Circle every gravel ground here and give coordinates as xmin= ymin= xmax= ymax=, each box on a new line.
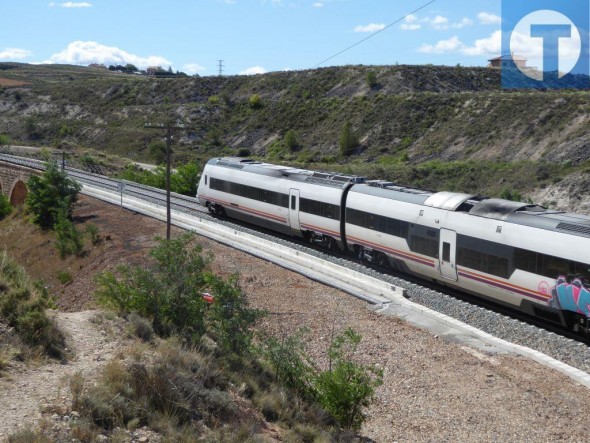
xmin=202 ymin=235 xmax=589 ymax=442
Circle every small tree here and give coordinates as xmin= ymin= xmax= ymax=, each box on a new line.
xmin=339 ymin=122 xmax=359 ymax=157
xmin=206 ymin=274 xmax=264 ymax=355
xmin=261 ymin=328 xmax=317 ymax=400
xmin=95 ymin=234 xmax=211 ymax=339
xmin=314 ymin=328 xmax=383 ymax=431
xmin=0 ymin=194 xmax=12 ymax=219
xmin=148 ymin=141 xmax=167 ymax=165
xmin=0 ymin=134 xmax=11 ymax=146
xmin=284 ymin=129 xmax=298 ymax=152
xmin=26 ymin=162 xmax=81 ymax=229
xmin=366 ymin=71 xmax=377 ymax=88
xmin=170 ymin=161 xmax=200 ymax=196
xmin=54 ymin=206 xmax=84 ymax=258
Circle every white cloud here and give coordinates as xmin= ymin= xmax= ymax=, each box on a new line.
xmin=45 ymin=41 xmax=171 ymax=68
xmin=312 ymin=2 xmax=323 ymax=7
xmin=429 ymin=15 xmax=449 ymax=30
xmin=50 ymin=2 xmax=92 ymax=7
xmin=418 ymin=31 xmax=501 ymax=57
xmin=62 ymin=2 xmax=92 ymax=6
xmin=239 ymin=66 xmax=267 ymax=75
xmin=0 ymin=48 xmax=32 ymax=60
xmin=183 ymin=63 xmax=206 ymax=75
xmin=478 ymin=12 xmax=501 ymax=25
xmin=461 ymin=30 xmax=501 ymax=56
xmin=419 ymin=36 xmax=462 ymax=54
xmin=401 ymin=23 xmax=421 ymax=31
xmin=354 ymin=23 xmax=386 ymax=33
xmin=400 ymin=14 xmax=421 ymax=31
xmin=452 ymin=18 xmax=473 ymax=29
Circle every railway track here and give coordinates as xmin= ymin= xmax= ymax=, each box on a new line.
xmin=2 ymin=152 xmax=590 ymax=379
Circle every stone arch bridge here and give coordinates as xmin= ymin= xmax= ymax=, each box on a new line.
xmin=0 ymin=160 xmax=40 ymax=205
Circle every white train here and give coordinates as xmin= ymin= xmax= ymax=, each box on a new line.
xmin=197 ymin=157 xmax=590 ymax=333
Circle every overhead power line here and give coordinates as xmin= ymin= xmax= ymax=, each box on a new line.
xmin=313 ymin=0 xmax=438 ymax=68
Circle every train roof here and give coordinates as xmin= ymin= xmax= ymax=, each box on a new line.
xmin=351 ymin=184 xmax=590 ymax=239
xmin=207 ymin=157 xmax=365 ymax=189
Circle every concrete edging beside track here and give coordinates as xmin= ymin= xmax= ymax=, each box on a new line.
xmin=80 ymin=184 xmax=590 ymax=390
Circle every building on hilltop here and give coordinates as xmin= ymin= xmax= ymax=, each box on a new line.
xmin=487 ymin=54 xmax=528 ymax=69
xmin=88 ymin=63 xmax=107 ymax=69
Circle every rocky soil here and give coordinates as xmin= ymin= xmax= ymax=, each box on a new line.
xmin=0 ymin=195 xmax=589 ymax=442
xmin=0 ymin=310 xmax=129 ymax=439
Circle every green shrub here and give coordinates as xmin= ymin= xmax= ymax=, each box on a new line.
xmin=206 ymin=274 xmax=264 ymax=355
xmin=95 ymin=234 xmax=210 ymax=339
xmin=0 ymin=194 xmax=12 ymax=219
xmin=314 ymin=328 xmax=382 ymax=431
xmin=57 ymin=270 xmax=73 ymax=284
xmin=0 ymin=134 xmax=11 ymax=146
xmin=26 ymin=161 xmax=81 ymax=229
xmin=118 ymin=162 xmax=201 ymax=197
xmin=339 ymin=122 xmax=359 ymax=157
xmin=128 ymin=312 xmax=154 ymax=342
xmin=366 ymin=71 xmax=377 ymax=88
xmin=85 ymin=223 xmax=100 ymax=245
xmin=249 ymin=94 xmax=262 ymax=109
xmin=284 ymin=129 xmax=298 ymax=152
xmin=0 ymin=252 xmax=67 ymax=360
xmin=54 ymin=206 xmax=84 ymax=258
xmin=260 ymin=328 xmax=316 ymax=401
xmin=148 ymin=141 xmax=167 ymax=165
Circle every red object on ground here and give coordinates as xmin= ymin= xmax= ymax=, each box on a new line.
xmin=202 ymin=293 xmax=215 ymax=304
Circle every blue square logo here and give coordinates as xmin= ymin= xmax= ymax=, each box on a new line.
xmin=501 ymin=0 xmax=589 ymax=89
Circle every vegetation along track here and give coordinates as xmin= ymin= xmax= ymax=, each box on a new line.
xmin=2 ymin=152 xmax=590 ymax=376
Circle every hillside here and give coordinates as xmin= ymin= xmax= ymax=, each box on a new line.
xmin=0 ymin=62 xmax=589 ymax=209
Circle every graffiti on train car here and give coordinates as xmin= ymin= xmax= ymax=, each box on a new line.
xmin=551 ymin=276 xmax=590 ymax=317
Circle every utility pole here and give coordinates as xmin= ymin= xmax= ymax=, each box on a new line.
xmin=144 ymin=121 xmax=185 ymax=240
xmin=218 ymin=59 xmax=224 ymax=77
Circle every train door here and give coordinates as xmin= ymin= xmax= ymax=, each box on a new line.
xmin=289 ymin=189 xmax=300 ymax=230
xmin=439 ymin=228 xmax=458 ymax=281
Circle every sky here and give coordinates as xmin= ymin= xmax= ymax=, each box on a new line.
xmin=0 ymin=0 xmax=506 ymax=76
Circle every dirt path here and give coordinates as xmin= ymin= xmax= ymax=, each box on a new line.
xmin=0 ymin=310 xmax=124 ymax=439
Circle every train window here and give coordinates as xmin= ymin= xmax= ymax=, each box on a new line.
xmin=291 ymin=195 xmax=296 ymax=210
xmin=574 ymin=262 xmax=590 ymax=281
xmin=208 ymin=178 xmax=288 ymax=207
xmin=205 ymin=175 xmax=207 ymax=186
xmin=281 ymin=194 xmax=289 ymax=207
xmin=457 ymin=247 xmax=480 ymax=270
xmin=458 ymin=247 xmax=509 ymax=278
xmin=346 ymin=208 xmax=363 ymax=226
xmin=541 ymin=254 xmax=570 ymax=277
xmin=323 ymin=203 xmax=339 ymax=220
xmin=366 ymin=213 xmax=378 ymax=230
xmin=514 ymin=248 xmax=538 ymax=274
xmin=488 ymin=255 xmax=509 ymax=278
xmin=410 ymin=235 xmax=439 ymax=258
xmin=442 ymin=243 xmax=450 ymax=262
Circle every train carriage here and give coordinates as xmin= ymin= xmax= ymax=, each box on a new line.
xmin=345 ymin=182 xmax=590 ymax=330
xmin=197 ymin=157 xmax=363 ymax=248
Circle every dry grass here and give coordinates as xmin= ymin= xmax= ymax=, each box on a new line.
xmin=0 ymin=77 xmax=29 ymax=88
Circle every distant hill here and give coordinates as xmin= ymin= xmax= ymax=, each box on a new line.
xmin=0 ymin=62 xmax=589 ymax=212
